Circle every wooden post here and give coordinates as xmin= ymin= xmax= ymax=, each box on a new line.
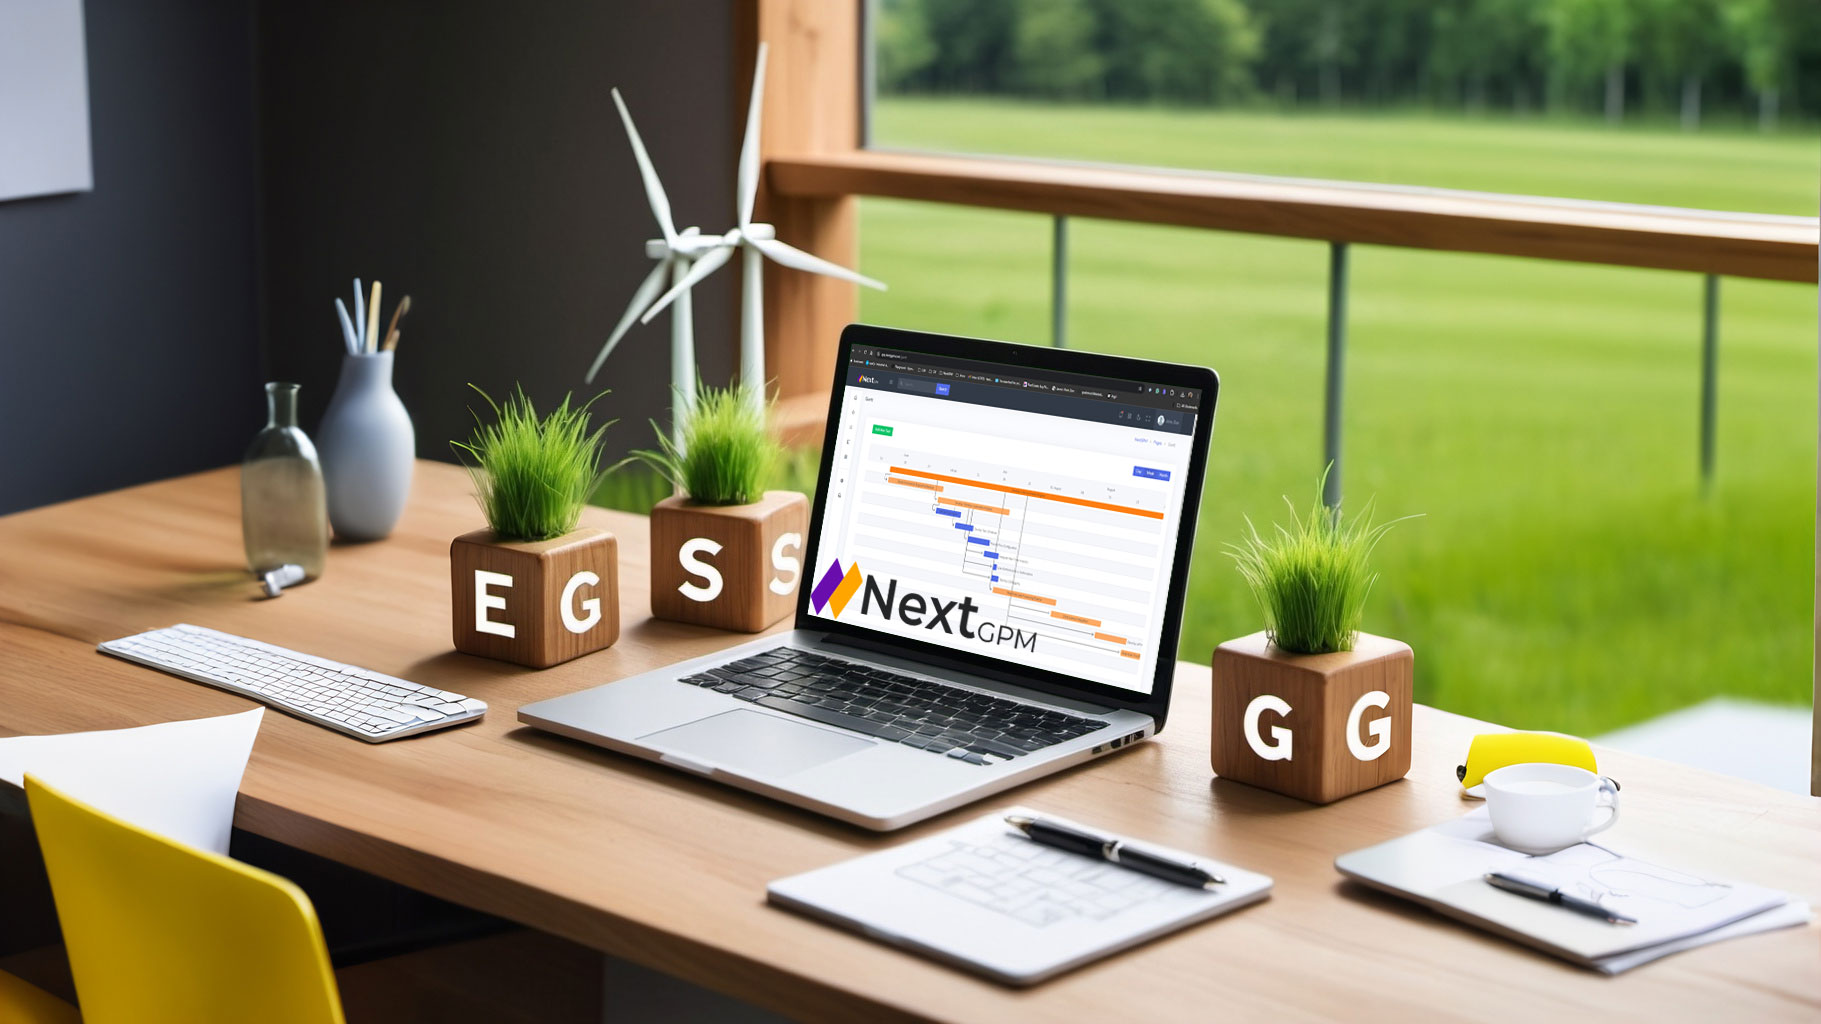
xmin=739 ymin=0 xmax=862 ymax=419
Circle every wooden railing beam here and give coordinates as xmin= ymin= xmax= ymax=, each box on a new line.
xmin=771 ymin=150 xmax=1819 ymax=284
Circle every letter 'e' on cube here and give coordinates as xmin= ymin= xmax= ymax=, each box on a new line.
xmin=1209 ymin=630 xmax=1412 ymax=804
xmin=450 ymin=527 xmax=619 ymax=668
xmin=650 ymin=491 xmax=808 ymax=633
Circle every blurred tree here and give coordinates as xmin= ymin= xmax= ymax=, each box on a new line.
xmin=1351 ymin=0 xmax=1432 ymax=105
xmin=1430 ymin=0 xmax=1547 ymax=113
xmin=918 ymin=0 xmax=1020 ymax=92
xmin=871 ymin=0 xmax=1818 ymax=128
xmin=1011 ymin=0 xmax=1105 ymax=98
xmin=876 ymin=0 xmax=937 ymax=93
xmin=1780 ymin=0 xmax=1821 ymax=117
xmin=1636 ymin=0 xmax=1722 ymax=129
xmin=1247 ymin=0 xmax=1352 ymax=104
xmin=1723 ymin=0 xmax=1789 ymax=130
xmin=1090 ymin=0 xmax=1260 ymax=104
xmin=1545 ymin=0 xmax=1636 ymax=121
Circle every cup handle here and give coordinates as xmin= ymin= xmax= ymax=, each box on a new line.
xmin=1582 ymin=776 xmax=1621 ymax=839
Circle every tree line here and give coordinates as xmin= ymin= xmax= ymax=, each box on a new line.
xmin=878 ymin=0 xmax=1821 ymax=129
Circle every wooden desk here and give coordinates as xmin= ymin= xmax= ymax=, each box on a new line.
xmin=1 ymin=463 xmax=1816 ymax=1022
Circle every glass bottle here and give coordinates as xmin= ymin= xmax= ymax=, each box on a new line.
xmin=242 ymin=382 xmax=329 ymax=580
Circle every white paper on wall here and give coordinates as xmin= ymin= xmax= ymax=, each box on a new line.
xmin=0 ymin=0 xmax=93 ymax=201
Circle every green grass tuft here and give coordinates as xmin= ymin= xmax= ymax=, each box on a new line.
xmin=1227 ymin=471 xmax=1417 ymax=655
xmin=595 ymin=442 xmax=822 ymax=512
xmin=452 ymin=385 xmax=614 ymax=541
xmin=632 ymin=384 xmax=779 ymax=506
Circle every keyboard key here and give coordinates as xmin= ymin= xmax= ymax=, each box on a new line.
xmin=966 ymin=738 xmax=1028 ymax=760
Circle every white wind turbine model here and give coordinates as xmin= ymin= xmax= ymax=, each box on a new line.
xmin=583 ymin=89 xmax=727 ymax=426
xmin=636 ymin=43 xmax=886 ymax=411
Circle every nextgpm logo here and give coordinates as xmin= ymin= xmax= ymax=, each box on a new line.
xmin=812 ymin=560 xmax=1036 ymax=651
xmin=810 ymin=559 xmax=862 ymax=616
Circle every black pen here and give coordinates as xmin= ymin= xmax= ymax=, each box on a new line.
xmin=1006 ymin=814 xmax=1225 ymax=889
xmin=1485 ymin=871 xmax=1636 ymax=925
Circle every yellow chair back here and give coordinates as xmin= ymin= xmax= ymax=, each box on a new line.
xmin=0 ymin=969 xmax=77 ymax=1024
xmin=24 ymin=775 xmax=344 ymax=1024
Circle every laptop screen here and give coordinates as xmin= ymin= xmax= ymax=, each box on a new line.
xmin=805 ymin=341 xmax=1202 ymax=696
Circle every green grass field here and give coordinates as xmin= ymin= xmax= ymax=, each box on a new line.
xmin=850 ymin=98 xmax=1820 ymax=735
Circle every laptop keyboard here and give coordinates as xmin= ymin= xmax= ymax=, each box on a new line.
xmin=680 ymin=646 xmax=1105 ymax=765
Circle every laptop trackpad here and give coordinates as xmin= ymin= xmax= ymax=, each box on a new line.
xmin=641 ymin=709 xmax=874 ymax=777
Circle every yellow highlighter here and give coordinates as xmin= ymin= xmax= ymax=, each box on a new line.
xmin=1457 ymin=732 xmax=1600 ymax=798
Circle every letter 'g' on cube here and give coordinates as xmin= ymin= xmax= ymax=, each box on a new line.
xmin=1209 ymin=631 xmax=1412 ymax=804
xmin=450 ymin=527 xmax=619 ymax=668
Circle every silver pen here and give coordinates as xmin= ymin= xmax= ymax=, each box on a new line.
xmin=1485 ymin=871 xmax=1636 ymax=925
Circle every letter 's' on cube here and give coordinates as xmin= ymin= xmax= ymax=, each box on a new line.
xmin=450 ymin=527 xmax=619 ymax=667
xmin=1209 ymin=631 xmax=1412 ymax=804
xmin=650 ymin=491 xmax=807 ymax=633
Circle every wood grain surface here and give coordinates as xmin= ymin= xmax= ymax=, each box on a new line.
xmin=1210 ymin=631 xmax=1414 ymax=805
xmin=649 ymin=492 xmax=806 ymax=633
xmin=450 ymin=527 xmax=620 ymax=668
xmin=0 ymin=462 xmax=1816 ymax=1023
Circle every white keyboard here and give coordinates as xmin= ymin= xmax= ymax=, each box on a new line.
xmin=99 ymin=624 xmax=487 ymax=742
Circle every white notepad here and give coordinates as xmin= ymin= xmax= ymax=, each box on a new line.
xmin=767 ymin=806 xmax=1272 ymax=985
xmin=1335 ymin=808 xmax=1809 ymax=973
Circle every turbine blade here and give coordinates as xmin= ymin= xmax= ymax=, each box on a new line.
xmin=737 ymin=43 xmax=769 ymax=228
xmin=585 ymin=259 xmax=671 ymax=383
xmin=611 ymin=88 xmax=677 ymax=245
xmin=749 ymin=236 xmax=886 ymax=290
xmin=640 ymin=245 xmax=734 ymax=325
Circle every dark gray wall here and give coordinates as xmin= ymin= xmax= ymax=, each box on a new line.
xmin=0 ymin=0 xmax=260 ymax=515
xmin=257 ymin=0 xmax=739 ymax=473
xmin=0 ymin=0 xmax=740 ymax=516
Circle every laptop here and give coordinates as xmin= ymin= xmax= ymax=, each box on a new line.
xmin=519 ymin=325 xmax=1218 ymax=830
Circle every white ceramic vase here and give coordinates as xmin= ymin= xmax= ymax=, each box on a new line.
xmin=317 ymin=351 xmax=414 ymax=541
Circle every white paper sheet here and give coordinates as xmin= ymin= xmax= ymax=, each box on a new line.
xmin=0 ymin=709 xmax=263 ymax=854
xmin=1593 ymin=901 xmax=1814 ymax=974
xmin=1337 ymin=806 xmax=1807 ymax=972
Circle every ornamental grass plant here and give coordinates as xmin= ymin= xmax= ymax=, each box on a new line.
xmin=632 ymin=383 xmax=778 ymax=506
xmin=1227 ymin=471 xmax=1417 ymax=655
xmin=452 ymin=385 xmax=613 ymax=541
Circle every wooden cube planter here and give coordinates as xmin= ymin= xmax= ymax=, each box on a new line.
xmin=650 ymin=491 xmax=808 ymax=632
xmin=1209 ymin=630 xmax=1413 ymax=805
xmin=450 ymin=527 xmax=619 ymax=668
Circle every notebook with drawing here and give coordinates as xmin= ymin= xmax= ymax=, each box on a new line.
xmin=1335 ymin=808 xmax=1809 ymax=973
xmin=767 ymin=806 xmax=1272 ymax=985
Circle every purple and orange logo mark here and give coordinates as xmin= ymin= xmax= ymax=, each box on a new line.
xmin=810 ymin=560 xmax=863 ymax=618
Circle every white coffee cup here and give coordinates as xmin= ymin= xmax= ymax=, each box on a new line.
xmin=1482 ymin=762 xmax=1619 ymax=853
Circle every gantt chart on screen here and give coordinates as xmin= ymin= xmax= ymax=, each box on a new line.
xmin=810 ymin=362 xmax=1196 ymax=694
